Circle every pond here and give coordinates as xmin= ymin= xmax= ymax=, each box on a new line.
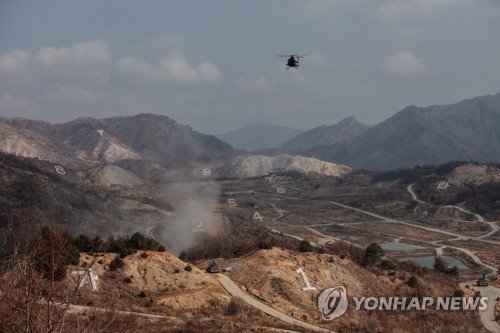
xmin=380 ymin=242 xmax=425 ymax=251
xmin=396 ymin=255 xmax=468 ymax=269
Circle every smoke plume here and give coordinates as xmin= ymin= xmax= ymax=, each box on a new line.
xmin=158 ymin=180 xmax=222 ymax=255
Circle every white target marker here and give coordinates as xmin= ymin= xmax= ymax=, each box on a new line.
xmin=202 ymin=168 xmax=211 ymax=176
xmin=71 ymin=268 xmax=98 ymax=291
xmin=55 ymin=165 xmax=66 ymax=175
xmin=227 ymin=198 xmax=237 ymax=207
xmin=296 ymin=267 xmax=316 ymax=291
xmin=277 ymin=187 xmax=285 ymax=194
xmin=253 ymin=212 xmax=263 ymax=221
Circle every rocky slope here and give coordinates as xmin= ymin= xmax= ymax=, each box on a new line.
xmin=448 ymin=163 xmax=500 ymax=186
xmin=215 ymin=123 xmax=303 ymax=151
xmin=280 ymin=116 xmax=370 ymax=150
xmin=218 ymin=153 xmax=352 ymax=178
xmin=0 ymin=113 xmax=235 ymax=168
xmin=0 ymin=152 xmax=170 ymax=235
xmin=58 ymin=245 xmax=487 ymax=333
xmin=298 ymin=93 xmax=500 ymax=170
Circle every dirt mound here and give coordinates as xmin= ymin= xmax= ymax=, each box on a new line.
xmin=219 ymin=154 xmax=352 ymax=178
xmin=85 ymin=164 xmax=144 ymax=187
xmin=218 ymin=248 xmax=368 ymax=322
xmin=72 ymin=251 xmax=228 ymax=312
xmin=449 ymin=164 xmax=500 ymax=186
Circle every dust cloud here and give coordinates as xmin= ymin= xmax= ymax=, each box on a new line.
xmin=158 ymin=180 xmax=223 ymax=255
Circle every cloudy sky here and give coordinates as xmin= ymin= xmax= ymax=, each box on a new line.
xmin=1 ymin=0 xmax=499 ymax=134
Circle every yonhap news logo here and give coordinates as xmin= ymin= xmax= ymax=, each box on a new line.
xmin=318 ymin=286 xmax=488 ymax=321
xmin=317 ymin=286 xmax=348 ymax=320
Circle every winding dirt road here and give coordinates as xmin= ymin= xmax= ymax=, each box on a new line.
xmin=215 ymin=273 xmax=334 ymax=333
xmin=226 ymin=181 xmax=499 ymax=332
xmin=470 ymin=285 xmax=500 ymax=333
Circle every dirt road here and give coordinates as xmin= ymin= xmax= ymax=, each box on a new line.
xmin=67 ymin=303 xmax=177 ymax=320
xmin=470 ymin=285 xmax=500 ymax=333
xmin=215 ymin=273 xmax=334 ymax=333
xmin=407 ymin=184 xmax=428 ymax=204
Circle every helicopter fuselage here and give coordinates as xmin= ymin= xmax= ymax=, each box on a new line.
xmin=287 ymin=56 xmax=299 ymax=69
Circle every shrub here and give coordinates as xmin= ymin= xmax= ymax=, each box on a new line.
xmin=184 ymin=265 xmax=192 ymax=272
xmin=258 ymin=241 xmax=272 ymax=250
xmin=138 ymin=291 xmax=147 ymax=298
xmin=119 ymin=247 xmax=136 ymax=258
xmin=380 ymin=259 xmax=397 ymax=270
xmin=446 ymin=266 xmax=459 ymax=276
xmin=226 ymin=299 xmax=242 ymax=315
xmin=362 ymin=243 xmax=384 ymax=266
xmin=453 ymin=289 xmax=465 ymax=297
xmin=298 ymin=240 xmax=313 ymax=253
xmin=407 ymin=275 xmax=418 ymax=287
xmin=33 ymin=226 xmax=80 ymax=281
xmin=140 ymin=252 xmax=148 ymax=259
xmin=105 ymin=233 xmax=166 ymax=257
xmin=123 ymin=277 xmax=132 ymax=284
xmin=129 ymin=232 xmax=147 ymax=249
xmin=434 ymin=256 xmax=448 ymax=272
xmin=109 ymin=255 xmax=124 ymax=271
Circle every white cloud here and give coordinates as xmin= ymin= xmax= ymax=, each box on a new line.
xmin=383 ymin=52 xmax=430 ymax=76
xmin=46 ymin=86 xmax=104 ymax=106
xmin=0 ymin=50 xmax=30 ymax=74
xmin=236 ymin=76 xmax=273 ymax=92
xmin=34 ymin=39 xmax=112 ymax=84
xmin=158 ymin=52 xmax=200 ymax=84
xmin=0 ymin=94 xmax=34 ymax=112
xmin=115 ymin=52 xmax=222 ymax=85
xmin=197 ymin=62 xmax=222 ymax=83
xmin=376 ymin=0 xmax=466 ymax=22
xmin=0 ymin=39 xmax=222 ymax=120
xmin=34 ymin=39 xmax=111 ymax=66
xmin=114 ymin=56 xmax=160 ymax=83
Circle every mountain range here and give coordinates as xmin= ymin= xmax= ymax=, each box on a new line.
xmin=1 ymin=92 xmax=499 ymax=172
xmin=214 ymin=123 xmax=303 ymax=151
xmin=0 ymin=113 xmax=235 ymax=168
xmin=291 ymin=93 xmax=500 ymax=170
xmin=279 ymin=116 xmax=370 ymax=150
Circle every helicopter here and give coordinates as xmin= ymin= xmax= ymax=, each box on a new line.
xmin=276 ymin=54 xmax=310 ymax=69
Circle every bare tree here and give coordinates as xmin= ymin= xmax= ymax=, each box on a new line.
xmin=0 ymin=218 xmax=96 ymax=333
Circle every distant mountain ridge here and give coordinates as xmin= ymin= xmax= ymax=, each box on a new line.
xmin=0 ymin=113 xmax=235 ymax=167
xmin=280 ymin=116 xmax=370 ymax=150
xmin=214 ymin=123 xmax=303 ymax=151
xmin=2 ymin=92 xmax=499 ymax=173
xmin=297 ymin=93 xmax=500 ymax=170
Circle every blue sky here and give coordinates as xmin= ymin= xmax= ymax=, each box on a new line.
xmin=1 ymin=0 xmax=499 ymax=133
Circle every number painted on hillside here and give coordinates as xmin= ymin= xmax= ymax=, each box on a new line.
xmin=55 ymin=165 xmax=66 ymax=175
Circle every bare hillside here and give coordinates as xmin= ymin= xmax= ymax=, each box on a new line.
xmin=0 ymin=114 xmax=235 ymax=168
xmin=219 ymin=154 xmax=352 ymax=178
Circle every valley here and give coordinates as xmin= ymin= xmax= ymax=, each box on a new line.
xmin=2 ymin=0 xmax=500 ymax=329
xmin=212 ymin=171 xmax=499 ymax=278
xmin=1 ymin=98 xmax=500 ymax=332
xmin=2 ymin=153 xmax=500 ymax=332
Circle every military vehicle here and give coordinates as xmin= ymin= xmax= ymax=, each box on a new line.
xmin=206 ymin=259 xmax=221 ymax=273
